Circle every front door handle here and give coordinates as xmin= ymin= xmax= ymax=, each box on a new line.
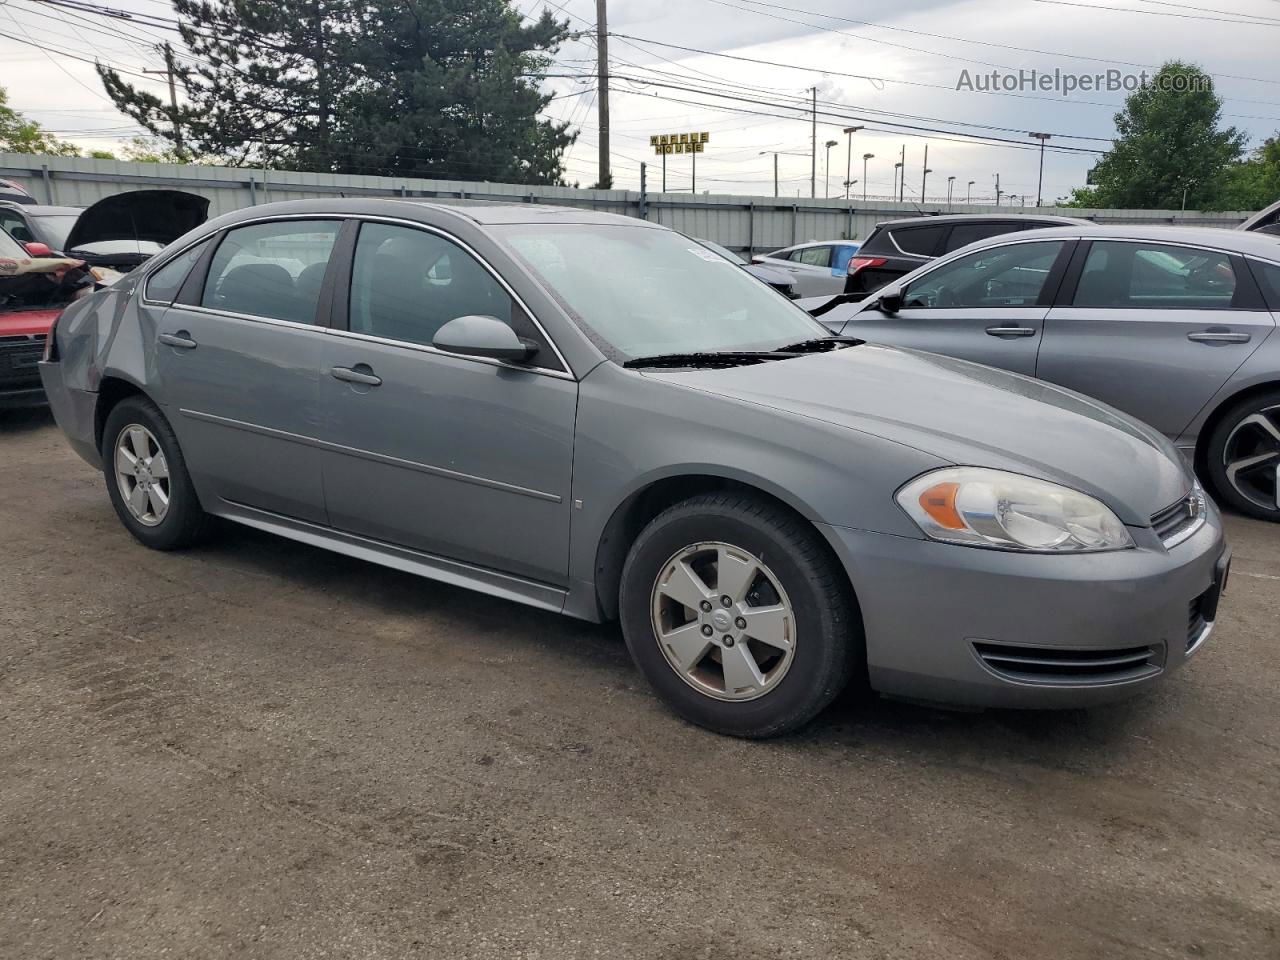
xmin=330 ymin=365 xmax=382 ymax=386
xmin=985 ymin=325 xmax=1037 ymax=338
xmin=1187 ymin=330 xmax=1251 ymax=344
xmin=158 ymin=331 xmax=197 ymax=349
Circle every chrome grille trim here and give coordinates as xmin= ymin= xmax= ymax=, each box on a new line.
xmin=1151 ymin=487 xmax=1207 ymax=549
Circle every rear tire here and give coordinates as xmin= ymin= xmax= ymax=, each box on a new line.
xmin=619 ymin=492 xmax=860 ymax=738
xmin=102 ymin=395 xmax=211 ymax=549
xmin=1204 ymin=390 xmax=1280 ymax=522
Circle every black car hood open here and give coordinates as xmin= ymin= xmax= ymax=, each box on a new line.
xmin=63 ymin=190 xmax=210 ymax=253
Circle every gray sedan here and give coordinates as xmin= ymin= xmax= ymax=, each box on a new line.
xmin=810 ymin=225 xmax=1280 ymax=522
xmin=39 ymin=201 xmax=1228 ymax=737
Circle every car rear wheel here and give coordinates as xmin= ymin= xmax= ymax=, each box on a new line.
xmin=619 ymin=492 xmax=860 ymax=738
xmin=1205 ymin=391 xmax=1280 ymax=522
xmin=102 ymin=395 xmax=211 ymax=549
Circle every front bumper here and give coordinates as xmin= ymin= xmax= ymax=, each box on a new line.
xmin=818 ymin=505 xmax=1228 ymax=709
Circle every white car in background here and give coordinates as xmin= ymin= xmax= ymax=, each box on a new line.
xmin=752 ymin=240 xmax=860 ymax=297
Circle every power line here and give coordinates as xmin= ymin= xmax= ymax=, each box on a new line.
xmin=1030 ymin=0 xmax=1280 ymax=25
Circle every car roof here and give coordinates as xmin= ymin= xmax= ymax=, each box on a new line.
xmin=0 ymin=202 xmax=81 ymax=216
xmin=872 ymin=213 xmax=1090 ymax=230
xmin=395 ymin=200 xmax=662 ymax=228
xmin=988 ymin=223 xmax=1280 ymax=259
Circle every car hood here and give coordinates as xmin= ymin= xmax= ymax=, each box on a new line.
xmin=0 ymin=306 xmax=62 ymax=336
xmin=645 ymin=344 xmax=1190 ymax=525
xmin=63 ymin=190 xmax=210 ymax=253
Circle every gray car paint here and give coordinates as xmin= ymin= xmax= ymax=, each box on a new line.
xmin=39 ymin=199 xmax=1226 ymax=710
xmin=816 ymin=224 xmax=1280 ymax=458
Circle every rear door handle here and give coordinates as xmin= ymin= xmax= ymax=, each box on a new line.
xmin=1187 ymin=331 xmax=1251 ymax=343
xmin=985 ymin=325 xmax=1037 ymax=338
xmin=330 ymin=365 xmax=382 ymax=386
xmin=158 ymin=332 xmax=197 ymax=349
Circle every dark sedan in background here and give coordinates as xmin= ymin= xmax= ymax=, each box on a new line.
xmin=844 ymin=213 xmax=1089 ymax=296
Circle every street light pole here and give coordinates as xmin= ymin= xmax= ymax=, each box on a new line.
xmin=862 ymin=153 xmax=873 ymax=202
xmin=967 ymin=180 xmax=975 ymax=204
xmin=947 ymin=175 xmax=955 ymax=209
xmin=823 ymin=140 xmax=837 ymax=197
xmin=994 ymin=172 xmax=1002 ymax=206
xmin=842 ymin=125 xmax=863 ymax=201
xmin=1028 ymin=132 xmax=1051 ymax=206
xmin=898 ymin=144 xmax=906 ymax=203
xmin=810 ymin=86 xmax=817 ymax=199
xmin=920 ymin=144 xmax=931 ymax=203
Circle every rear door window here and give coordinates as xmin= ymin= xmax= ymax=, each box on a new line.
xmin=944 ymin=221 xmax=1023 ymax=253
xmin=890 ymin=224 xmax=945 ymax=257
xmin=1248 ymin=259 xmax=1280 ymax=308
xmin=145 ymin=238 xmax=211 ymax=304
xmin=1073 ymin=241 xmax=1238 ymax=309
xmin=796 ymin=246 xmax=832 ymax=267
xmin=202 ymin=220 xmax=340 ymax=324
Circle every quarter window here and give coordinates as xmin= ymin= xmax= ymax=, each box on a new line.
xmin=202 ymin=220 xmax=340 ymax=324
xmin=903 ymin=241 xmax=1064 ymax=309
xmin=891 ymin=224 xmax=945 ymax=257
xmin=1073 ymin=241 xmax=1238 ymax=309
xmin=145 ymin=238 xmax=210 ymax=303
xmin=1249 ymin=259 xmax=1280 ymax=308
xmin=348 ymin=223 xmax=517 ymax=349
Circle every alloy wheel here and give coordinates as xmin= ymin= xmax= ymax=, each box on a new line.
xmin=114 ymin=424 xmax=171 ymax=527
xmin=1223 ymin=404 xmax=1280 ymax=513
xmin=650 ymin=541 xmax=796 ymax=701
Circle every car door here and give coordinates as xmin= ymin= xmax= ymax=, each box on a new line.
xmin=1038 ymin=239 xmax=1276 ymax=438
xmin=153 ymin=218 xmax=342 ymax=524
xmin=838 ymin=239 xmax=1070 ymax=377
xmin=316 ymin=219 xmax=578 ymax=586
xmin=783 ymin=244 xmax=843 ymax=297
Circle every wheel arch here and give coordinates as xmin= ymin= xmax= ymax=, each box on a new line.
xmin=591 ymin=472 xmax=858 ymax=624
xmin=1193 ymin=377 xmax=1280 ymax=477
xmin=94 ymin=374 xmax=151 ymax=455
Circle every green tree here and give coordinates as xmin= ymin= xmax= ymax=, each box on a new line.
xmin=1065 ymin=62 xmax=1245 ymax=210
xmin=96 ymin=0 xmax=576 ymax=184
xmin=0 ymin=85 xmax=81 ymax=156
xmin=1217 ymin=135 xmax=1280 ymax=210
xmin=333 ymin=0 xmax=576 ymax=184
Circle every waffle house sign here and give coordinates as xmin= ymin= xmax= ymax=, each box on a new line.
xmin=651 ymin=132 xmax=710 ymax=155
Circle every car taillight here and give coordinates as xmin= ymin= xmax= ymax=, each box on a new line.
xmin=847 ymin=256 xmax=887 ymax=276
xmin=43 ymin=312 xmax=61 ymax=362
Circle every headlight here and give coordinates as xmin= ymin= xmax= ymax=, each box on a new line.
xmin=896 ymin=467 xmax=1133 ymax=552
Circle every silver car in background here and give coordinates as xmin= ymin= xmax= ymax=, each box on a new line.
xmin=811 ymin=225 xmax=1280 ymax=522
xmin=40 ymin=201 xmax=1228 ymax=737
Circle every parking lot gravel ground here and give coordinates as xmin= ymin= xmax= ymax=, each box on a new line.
xmin=1 ymin=407 xmax=1277 ymax=959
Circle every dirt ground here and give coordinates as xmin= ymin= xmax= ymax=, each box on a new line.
xmin=1 ymin=407 xmax=1277 ymax=959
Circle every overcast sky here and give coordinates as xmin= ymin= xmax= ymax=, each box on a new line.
xmin=2 ymin=0 xmax=1276 ymax=204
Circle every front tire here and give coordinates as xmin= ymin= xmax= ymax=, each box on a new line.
xmin=102 ymin=395 xmax=211 ymax=549
xmin=619 ymin=492 xmax=860 ymax=738
xmin=1204 ymin=391 xmax=1280 ymax=522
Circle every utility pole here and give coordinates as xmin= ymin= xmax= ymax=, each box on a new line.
xmin=920 ymin=144 xmax=931 ymax=203
xmin=862 ymin=153 xmax=873 ymax=202
xmin=994 ymin=172 xmax=1002 ymax=206
xmin=692 ymin=143 xmax=696 ymax=194
xmin=810 ymin=87 xmax=817 ymax=199
xmin=143 ymin=42 xmax=184 ymax=159
xmin=898 ymin=144 xmax=906 ymax=203
xmin=595 ymin=0 xmax=611 ymax=189
xmin=773 ymin=153 xmax=778 ymax=197
xmin=967 ymin=180 xmax=975 ymax=204
xmin=1028 ymin=132 xmax=1051 ymax=206
xmin=842 ymin=125 xmax=863 ymax=201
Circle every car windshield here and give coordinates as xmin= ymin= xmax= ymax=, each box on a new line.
xmin=30 ymin=214 xmax=78 ymax=250
xmin=497 ymin=224 xmax=830 ymax=359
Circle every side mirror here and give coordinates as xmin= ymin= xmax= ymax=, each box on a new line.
xmin=876 ymin=285 xmax=904 ymax=314
xmin=432 ymin=314 xmax=537 ymax=364
xmin=24 ymin=241 xmax=53 ymax=258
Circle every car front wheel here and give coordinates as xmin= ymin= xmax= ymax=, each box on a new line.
xmin=1205 ymin=391 xmax=1280 ymax=522
xmin=619 ymin=492 xmax=860 ymax=738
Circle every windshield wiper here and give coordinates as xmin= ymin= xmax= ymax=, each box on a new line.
xmin=623 ymin=350 xmax=797 ymax=369
xmin=772 ymin=335 xmax=864 ymax=353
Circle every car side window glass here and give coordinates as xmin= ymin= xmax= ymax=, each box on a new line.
xmin=1074 ymin=241 xmax=1238 ymax=309
xmin=1249 ymin=259 xmax=1280 ymax=307
xmin=145 ymin=238 xmax=210 ymax=304
xmin=902 ymin=241 xmax=1064 ymax=309
xmin=0 ymin=211 xmax=32 ymax=244
xmin=945 ymin=222 xmax=1018 ymax=253
xmin=348 ymin=222 xmax=517 ymax=349
xmin=797 ymin=246 xmax=832 ymax=267
xmin=202 ymin=221 xmax=339 ymax=323
xmin=892 ymin=225 xmax=945 ymax=257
